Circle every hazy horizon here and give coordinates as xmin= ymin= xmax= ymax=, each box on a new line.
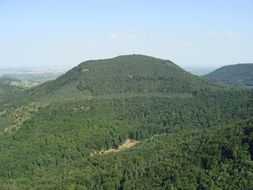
xmin=0 ymin=55 xmax=218 ymax=75
xmin=1 ymin=0 xmax=253 ymax=69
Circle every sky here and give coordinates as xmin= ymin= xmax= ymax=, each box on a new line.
xmin=0 ymin=0 xmax=253 ymax=70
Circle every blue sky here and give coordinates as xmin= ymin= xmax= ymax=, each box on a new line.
xmin=0 ymin=0 xmax=253 ymax=70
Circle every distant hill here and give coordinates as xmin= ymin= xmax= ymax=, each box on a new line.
xmin=0 ymin=76 xmax=35 ymax=88
xmin=27 ymin=54 xmax=216 ymax=102
xmin=0 ymin=76 xmax=23 ymax=85
xmin=0 ymin=68 xmax=64 ymax=90
xmin=184 ymin=66 xmax=216 ymax=75
xmin=3 ymin=72 xmax=63 ymax=83
xmin=202 ymin=63 xmax=253 ymax=88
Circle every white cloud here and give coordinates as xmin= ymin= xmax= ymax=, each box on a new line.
xmin=150 ymin=31 xmax=164 ymax=37
xmin=107 ymin=32 xmax=119 ymax=39
xmin=122 ymin=33 xmax=139 ymax=40
xmin=183 ymin=41 xmax=192 ymax=47
xmin=87 ymin=43 xmax=94 ymax=48
xmin=107 ymin=29 xmax=140 ymax=40
xmin=206 ymin=31 xmax=218 ymax=37
xmin=224 ymin=30 xmax=235 ymax=38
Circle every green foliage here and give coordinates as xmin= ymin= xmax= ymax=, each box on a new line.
xmin=0 ymin=89 xmax=252 ymax=189
xmin=0 ymin=83 xmax=25 ymax=110
xmin=203 ymin=63 xmax=253 ymax=88
xmin=0 ymin=55 xmax=252 ymax=189
xmin=26 ymin=55 xmax=218 ymax=102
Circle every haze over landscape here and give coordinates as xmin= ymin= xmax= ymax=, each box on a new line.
xmin=1 ymin=0 xmax=253 ymax=71
xmin=0 ymin=1 xmax=253 ymax=190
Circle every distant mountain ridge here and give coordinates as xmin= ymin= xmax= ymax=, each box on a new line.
xmin=202 ymin=63 xmax=253 ymax=88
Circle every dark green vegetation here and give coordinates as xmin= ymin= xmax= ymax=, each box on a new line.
xmin=0 ymin=78 xmax=25 ymax=110
xmin=202 ymin=63 xmax=253 ymax=88
xmin=0 ymin=55 xmax=252 ymax=189
xmin=26 ymin=55 xmax=215 ymax=102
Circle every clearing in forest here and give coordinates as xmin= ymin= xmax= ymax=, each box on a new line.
xmin=91 ymin=139 xmax=140 ymax=155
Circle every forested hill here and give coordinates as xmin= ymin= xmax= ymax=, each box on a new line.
xmin=0 ymin=55 xmax=252 ymax=189
xmin=26 ymin=54 xmax=217 ymax=102
xmin=202 ymin=63 xmax=253 ymax=88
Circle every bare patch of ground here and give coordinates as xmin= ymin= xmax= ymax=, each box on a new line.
xmin=91 ymin=139 xmax=140 ymax=156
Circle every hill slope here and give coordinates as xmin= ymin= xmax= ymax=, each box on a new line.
xmin=0 ymin=55 xmax=252 ymax=189
xmin=0 ymin=78 xmax=25 ymax=110
xmin=202 ymin=63 xmax=253 ymax=88
xmin=27 ymin=54 xmax=215 ymax=102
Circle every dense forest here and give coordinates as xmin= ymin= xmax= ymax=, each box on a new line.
xmin=0 ymin=82 xmax=25 ymax=110
xmin=202 ymin=63 xmax=253 ymax=88
xmin=0 ymin=55 xmax=252 ymax=189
